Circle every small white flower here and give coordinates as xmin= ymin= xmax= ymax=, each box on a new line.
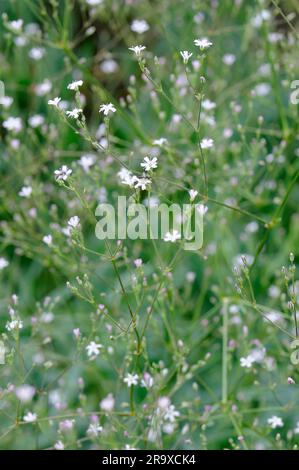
xmin=131 ymin=19 xmax=149 ymax=34
xmin=128 ymin=45 xmax=146 ymax=57
xmin=240 ymin=355 xmax=255 ymax=368
xmin=43 ymin=235 xmax=52 ymax=246
xmin=23 ymin=412 xmax=37 ymax=423
xmin=29 ymin=47 xmax=45 ymax=60
xmin=194 ymin=38 xmax=213 ymax=50
xmin=19 ymin=186 xmax=32 ymax=198
xmin=153 ymin=137 xmax=167 ymax=147
xmin=118 ymin=168 xmax=134 ymax=187
xmin=124 ymin=373 xmax=139 ymax=387
xmin=35 ymin=79 xmax=52 ymax=96
xmin=180 ymin=51 xmax=193 ymax=64
xmin=134 ymin=258 xmax=143 ymax=268
xmin=48 ymin=97 xmax=61 ymax=108
xmin=133 ymin=176 xmax=151 ymax=191
xmin=189 ymin=189 xmax=198 ymax=201
xmin=28 ymin=114 xmax=45 ymax=128
xmin=68 ymin=216 xmax=80 ymax=229
xmin=141 ymin=373 xmax=154 ymax=389
xmin=164 ymin=404 xmax=180 ymax=422
xmin=54 ymin=165 xmax=72 ymax=181
xmin=163 ymin=230 xmax=181 ymax=243
xmin=99 ymin=103 xmax=116 ymax=116
xmin=87 ymin=423 xmax=103 ymax=437
xmin=287 ymin=377 xmax=295 ymax=385
xmin=3 ymin=117 xmax=22 ymax=133
xmin=15 ymin=385 xmax=35 ymax=403
xmin=86 ymin=0 xmax=103 ymax=5
xmin=100 ymin=393 xmax=115 ymax=412
xmin=66 ymin=108 xmax=83 ymax=119
xmin=0 ymin=257 xmax=9 ymax=270
xmin=140 ymin=156 xmax=158 ymax=172
xmin=86 ymin=341 xmax=102 ymax=358
xmin=222 ymin=53 xmax=236 ymax=65
xmin=200 ymin=138 xmax=214 ymax=149
xmin=0 ymin=96 xmax=13 ymax=108
xmin=9 ymin=19 xmax=23 ymax=32
xmin=202 ymin=99 xmax=216 ymax=111
xmin=78 ymin=154 xmax=95 ymax=173
xmin=54 ymin=440 xmax=64 ymax=450
xmin=268 ymin=416 xmax=283 ymax=429
xmin=100 ymin=59 xmax=119 ymax=74
xmin=67 ymin=80 xmax=83 ymax=91
xmin=6 ymin=319 xmax=23 ymax=331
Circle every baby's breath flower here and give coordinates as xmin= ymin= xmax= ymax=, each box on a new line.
xmin=19 ymin=186 xmax=32 ymax=198
xmin=87 ymin=423 xmax=103 ymax=437
xmin=132 ymin=175 xmax=151 ymax=190
xmin=54 ymin=441 xmax=64 ymax=450
xmin=189 ymin=189 xmax=198 ymax=201
xmin=153 ymin=137 xmax=167 ymax=147
xmin=3 ymin=117 xmax=22 ymax=133
xmin=100 ymin=393 xmax=115 ymax=412
xmin=180 ymin=51 xmax=193 ymax=64
xmin=140 ymin=156 xmax=158 ymax=172
xmin=240 ymin=355 xmax=255 ymax=368
xmin=23 ymin=412 xmax=37 ymax=423
xmin=287 ymin=377 xmax=295 ymax=385
xmin=6 ymin=319 xmax=23 ymax=331
xmin=131 ymin=20 xmax=149 ymax=34
xmin=43 ymin=235 xmax=52 ymax=246
xmin=163 ymin=230 xmax=181 ymax=243
xmin=78 ymin=154 xmax=95 ymax=173
xmin=68 ymin=216 xmax=80 ymax=229
xmin=200 ymin=138 xmax=214 ymax=149
xmin=194 ymin=38 xmax=213 ymax=50
xmin=66 ymin=108 xmax=83 ymax=119
xmin=124 ymin=373 xmax=139 ymax=387
xmin=48 ymin=97 xmax=61 ymax=108
xmin=8 ymin=19 xmax=23 ymax=32
xmin=0 ymin=258 xmax=9 ymax=270
xmin=268 ymin=416 xmax=283 ymax=429
xmin=128 ymin=45 xmax=146 ymax=57
xmin=67 ymin=80 xmax=83 ymax=91
xmin=15 ymin=385 xmax=36 ymax=403
xmin=54 ymin=165 xmax=72 ymax=181
xmin=99 ymin=103 xmax=116 ymax=116
xmin=86 ymin=341 xmax=102 ymax=358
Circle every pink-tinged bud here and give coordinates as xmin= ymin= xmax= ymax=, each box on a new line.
xmin=288 ymin=377 xmax=295 ymax=385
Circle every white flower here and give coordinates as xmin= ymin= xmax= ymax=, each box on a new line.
xmin=66 ymin=108 xmax=83 ymax=119
xmin=124 ymin=373 xmax=139 ymax=387
xmin=87 ymin=423 xmax=103 ymax=437
xmin=15 ymin=385 xmax=35 ymax=403
xmin=67 ymin=80 xmax=83 ymax=91
xmin=132 ymin=176 xmax=151 ymax=190
xmin=180 ymin=51 xmax=193 ymax=64
xmin=141 ymin=373 xmax=154 ymax=389
xmin=134 ymin=258 xmax=143 ymax=268
xmin=6 ymin=319 xmax=23 ymax=331
xmin=23 ymin=412 xmax=37 ymax=423
xmin=268 ymin=416 xmax=283 ymax=429
xmin=189 ymin=189 xmax=198 ymax=201
xmin=118 ymin=168 xmax=135 ymax=187
xmin=287 ymin=377 xmax=295 ymax=385
xmin=100 ymin=59 xmax=119 ymax=74
xmin=9 ymin=19 xmax=23 ymax=32
xmin=48 ymin=97 xmax=61 ymax=107
xmin=68 ymin=216 xmax=80 ymax=229
xmin=78 ymin=154 xmax=95 ymax=172
xmin=3 ymin=117 xmax=22 ymax=133
xmin=294 ymin=421 xmax=299 ymax=434
xmin=202 ymin=99 xmax=216 ymax=111
xmin=99 ymin=103 xmax=116 ymax=116
xmin=86 ymin=341 xmax=102 ymax=358
xmin=0 ymin=96 xmax=13 ymax=108
xmin=54 ymin=440 xmax=64 ymax=450
xmin=153 ymin=137 xmax=167 ymax=146
xmin=43 ymin=235 xmax=52 ymax=246
xmin=128 ymin=45 xmax=146 ymax=57
xmin=29 ymin=47 xmax=45 ymax=60
xmin=140 ymin=156 xmax=158 ymax=172
xmin=194 ymin=38 xmax=213 ymax=50
xmin=163 ymin=230 xmax=181 ymax=243
xmin=54 ymin=165 xmax=72 ymax=181
xmin=200 ymin=138 xmax=214 ymax=149
xmin=35 ymin=79 xmax=52 ymax=96
xmin=28 ymin=114 xmax=45 ymax=128
xmin=240 ymin=355 xmax=255 ymax=368
xmin=131 ymin=19 xmax=149 ymax=34
xmin=19 ymin=186 xmax=32 ymax=198
xmin=100 ymin=393 xmax=115 ymax=412
xmin=164 ymin=404 xmax=180 ymax=422
xmin=223 ymin=53 xmax=236 ymax=65
xmin=0 ymin=257 xmax=9 ymax=270
xmin=86 ymin=0 xmax=103 ymax=5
